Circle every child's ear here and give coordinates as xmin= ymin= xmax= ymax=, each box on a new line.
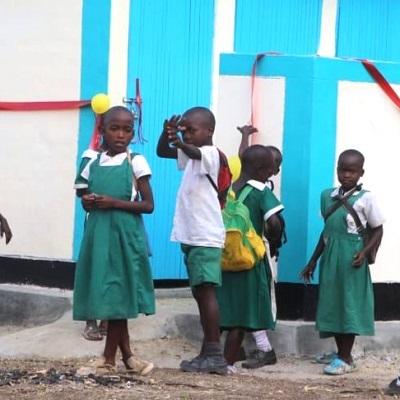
xmin=361 ymin=168 xmax=365 ymax=176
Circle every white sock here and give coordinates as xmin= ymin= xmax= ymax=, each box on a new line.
xmin=227 ymin=365 xmax=237 ymax=374
xmin=252 ymin=330 xmax=272 ymax=352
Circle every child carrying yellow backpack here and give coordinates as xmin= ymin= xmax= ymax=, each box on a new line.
xmin=221 ymin=186 xmax=265 ymax=271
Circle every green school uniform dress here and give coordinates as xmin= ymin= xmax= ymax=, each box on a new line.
xmin=216 ymin=182 xmax=284 ymax=331
xmin=316 ymin=189 xmax=374 ymax=337
xmin=73 ymin=154 xmax=155 ymax=321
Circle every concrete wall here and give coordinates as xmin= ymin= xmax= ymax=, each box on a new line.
xmin=218 ymin=54 xmax=400 ymax=283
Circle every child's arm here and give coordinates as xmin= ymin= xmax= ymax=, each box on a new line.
xmin=170 ymin=125 xmax=201 ymax=160
xmin=0 ymin=213 xmax=12 ymax=244
xmin=300 ymin=235 xmax=326 ymax=283
xmin=156 ymin=116 xmax=180 ymax=159
xmin=91 ymin=175 xmax=154 ymax=214
xmin=237 ymin=125 xmax=258 ymax=157
xmin=264 ymin=213 xmax=284 ymax=258
xmin=353 ymin=225 xmax=383 ymax=267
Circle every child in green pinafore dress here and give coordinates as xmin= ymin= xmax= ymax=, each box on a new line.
xmin=301 ymin=149 xmax=384 ymax=376
xmin=74 ymin=142 xmax=109 ymax=341
xmin=73 ymin=106 xmax=155 ymax=376
xmin=216 ymin=145 xmax=285 ymax=374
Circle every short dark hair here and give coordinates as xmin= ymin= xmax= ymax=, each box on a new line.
xmin=338 ymin=149 xmax=364 ymax=166
xmin=100 ymin=106 xmax=133 ymax=126
xmin=241 ymin=145 xmax=274 ymax=172
xmin=183 ymin=107 xmax=216 ymax=130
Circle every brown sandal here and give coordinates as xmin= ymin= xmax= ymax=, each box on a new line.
xmin=95 ymin=364 xmax=117 ymax=376
xmin=123 ymin=356 xmax=154 ymax=376
xmin=82 ymin=325 xmax=103 ymax=341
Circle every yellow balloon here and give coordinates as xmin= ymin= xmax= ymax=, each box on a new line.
xmin=91 ymin=93 xmax=110 ymax=114
xmin=228 ymin=155 xmax=241 ymax=182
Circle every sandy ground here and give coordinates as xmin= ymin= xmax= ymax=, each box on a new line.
xmin=0 ymin=336 xmax=399 ymax=399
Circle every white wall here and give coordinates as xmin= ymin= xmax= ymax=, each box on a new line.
xmin=215 ymin=75 xmax=286 ymax=196
xmin=0 ymin=1 xmax=83 ymax=259
xmin=337 ymin=81 xmax=400 ymax=282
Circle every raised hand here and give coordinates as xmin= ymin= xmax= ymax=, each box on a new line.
xmin=0 ymin=215 xmax=12 ymax=244
xmin=163 ymin=115 xmax=183 ymax=148
xmin=237 ymin=125 xmax=258 ymax=136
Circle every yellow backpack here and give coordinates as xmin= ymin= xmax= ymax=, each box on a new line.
xmin=221 ymin=186 xmax=266 ymax=272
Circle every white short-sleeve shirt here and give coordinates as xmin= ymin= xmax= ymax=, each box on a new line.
xmin=171 ymin=145 xmax=225 ymax=248
xmin=330 ymin=187 xmax=385 ymax=233
xmin=80 ymin=150 xmax=151 ymax=200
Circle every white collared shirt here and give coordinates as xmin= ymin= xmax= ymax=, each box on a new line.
xmin=330 ymin=187 xmax=385 ymax=232
xmin=171 ymin=146 xmax=225 ymax=248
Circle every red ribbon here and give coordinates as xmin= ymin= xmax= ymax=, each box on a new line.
xmin=0 ymin=100 xmax=91 ymax=111
xmin=361 ymin=60 xmax=400 ymax=110
xmin=250 ymin=52 xmax=281 ymax=127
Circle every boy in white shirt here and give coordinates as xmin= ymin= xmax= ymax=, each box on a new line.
xmin=157 ymin=107 xmax=227 ymax=375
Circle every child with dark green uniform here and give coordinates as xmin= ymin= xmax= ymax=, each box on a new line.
xmin=301 ymin=149 xmax=384 ymax=375
xmin=216 ymin=145 xmax=284 ymax=374
xmin=74 ymin=145 xmax=108 ymax=341
xmin=73 ymin=106 xmax=155 ymax=376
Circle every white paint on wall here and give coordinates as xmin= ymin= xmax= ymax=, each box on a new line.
xmin=317 ymin=0 xmax=338 ymax=57
xmin=210 ymin=0 xmax=236 ymax=112
xmin=336 ymin=81 xmax=400 ymax=282
xmin=215 ymin=75 xmax=285 ymax=197
xmin=108 ymin=0 xmax=130 ymax=107
xmin=0 ymin=1 xmax=83 ymax=259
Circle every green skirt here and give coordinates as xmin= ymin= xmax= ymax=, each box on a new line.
xmin=216 ymin=258 xmax=274 ymax=331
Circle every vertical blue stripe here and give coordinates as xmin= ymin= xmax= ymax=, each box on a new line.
xmin=127 ymin=0 xmax=215 ymax=279
xmin=73 ymin=0 xmax=111 ymax=260
xmin=235 ymin=0 xmax=323 ymax=55
xmin=337 ymin=0 xmax=400 ymax=62
xmin=278 ymin=75 xmax=314 ymax=283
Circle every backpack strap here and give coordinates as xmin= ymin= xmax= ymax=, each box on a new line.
xmin=237 ymin=185 xmax=253 ymax=203
xmin=324 ymin=184 xmax=362 ymax=222
xmin=337 ymin=197 xmax=365 ymax=235
xmin=206 ymin=174 xmax=218 ymax=192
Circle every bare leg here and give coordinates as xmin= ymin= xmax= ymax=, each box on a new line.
xmin=336 ymin=334 xmax=355 ymax=364
xmin=193 ymin=284 xmax=220 ymax=343
xmin=103 ymin=319 xmax=124 ymax=366
xmin=118 ymin=320 xmax=134 ymax=361
xmin=224 ymin=328 xmax=245 ymax=365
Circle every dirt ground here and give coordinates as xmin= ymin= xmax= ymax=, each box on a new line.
xmin=0 ymin=337 xmax=399 ymax=399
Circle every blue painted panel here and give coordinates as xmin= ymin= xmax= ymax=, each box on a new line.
xmin=220 ymin=54 xmax=400 ymax=84
xmin=337 ymin=0 xmax=400 ymax=62
xmin=127 ymin=0 xmax=215 ymax=279
xmin=278 ymin=77 xmax=315 ymax=283
xmin=235 ymin=0 xmax=323 ymax=55
xmin=73 ymin=0 xmax=111 ymax=259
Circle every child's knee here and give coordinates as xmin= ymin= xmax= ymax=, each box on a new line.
xmin=192 ymin=282 xmax=216 ymax=300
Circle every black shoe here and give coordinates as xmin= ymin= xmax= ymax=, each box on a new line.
xmin=241 ymin=349 xmax=277 ymax=369
xmin=237 ymin=346 xmax=247 ymax=361
xmin=180 ymin=354 xmax=228 ymax=375
xmin=387 ymin=379 xmax=400 ymax=395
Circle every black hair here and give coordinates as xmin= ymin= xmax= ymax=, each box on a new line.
xmin=265 ymin=145 xmax=283 ymax=165
xmin=241 ymin=145 xmax=274 ymax=173
xmin=338 ymin=149 xmax=365 ymax=166
xmin=100 ymin=106 xmax=134 ymax=126
xmin=183 ymin=107 xmax=216 ymax=130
